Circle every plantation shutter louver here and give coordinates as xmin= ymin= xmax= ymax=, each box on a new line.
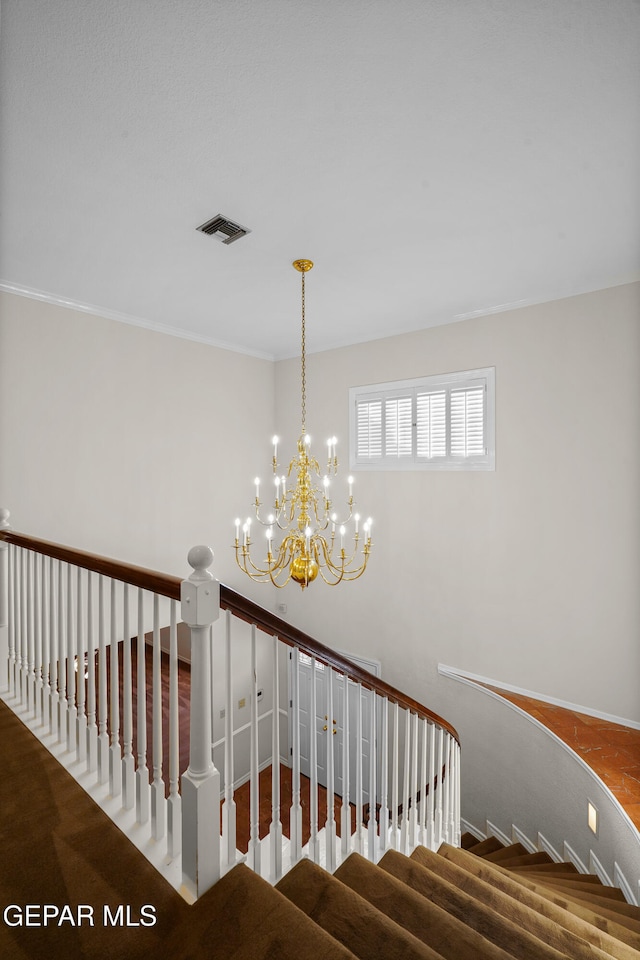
xmin=385 ymin=395 xmax=412 ymax=457
xmin=450 ymin=386 xmax=485 ymax=457
xmin=356 ymin=398 xmax=383 ymax=459
xmin=416 ymin=391 xmax=446 ymax=458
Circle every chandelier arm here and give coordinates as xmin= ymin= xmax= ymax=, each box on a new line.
xmin=317 ymin=566 xmax=345 ymax=586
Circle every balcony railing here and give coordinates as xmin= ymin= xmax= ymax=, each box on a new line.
xmin=0 ymin=511 xmax=460 ymax=900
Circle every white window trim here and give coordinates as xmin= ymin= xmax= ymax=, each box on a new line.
xmin=349 ymin=366 xmax=495 ymax=471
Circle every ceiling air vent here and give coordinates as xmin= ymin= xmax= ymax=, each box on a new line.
xmin=196 ymin=214 xmax=250 ymax=244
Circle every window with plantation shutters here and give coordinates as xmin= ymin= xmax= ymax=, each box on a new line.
xmin=349 ymin=367 xmax=495 ymax=471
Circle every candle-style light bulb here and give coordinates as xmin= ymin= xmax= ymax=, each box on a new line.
xmin=348 ymin=475 xmax=354 ymax=498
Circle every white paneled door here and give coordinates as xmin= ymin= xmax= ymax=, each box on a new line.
xmin=293 ymin=652 xmax=378 ymax=804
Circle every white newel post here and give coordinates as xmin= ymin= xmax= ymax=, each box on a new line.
xmin=0 ymin=509 xmax=10 ymax=693
xmin=181 ymin=545 xmax=220 ymax=900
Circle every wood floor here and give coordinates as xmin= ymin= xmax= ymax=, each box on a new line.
xmin=107 ymin=639 xmax=354 ymax=848
xmin=482 ymin=684 xmax=640 ymax=832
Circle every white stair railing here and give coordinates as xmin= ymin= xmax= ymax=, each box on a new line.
xmin=0 ymin=511 xmax=461 ymax=903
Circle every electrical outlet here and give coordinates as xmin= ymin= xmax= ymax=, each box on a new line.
xmin=257 ymin=688 xmax=264 ymax=701
xmin=277 ymin=602 xmax=287 ymax=615
xmin=219 ymin=708 xmax=225 ymax=719
xmin=238 ymin=697 xmax=246 ymax=709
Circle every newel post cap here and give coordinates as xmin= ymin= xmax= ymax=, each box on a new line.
xmin=0 ymin=508 xmax=10 ymax=530
xmin=181 ymin=545 xmax=220 ymax=627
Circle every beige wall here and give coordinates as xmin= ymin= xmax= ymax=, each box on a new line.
xmin=274 ymin=282 xmax=640 ymax=724
xmin=0 ymin=291 xmax=275 ymax=597
xmin=1 ymin=283 xmax=638 ymax=724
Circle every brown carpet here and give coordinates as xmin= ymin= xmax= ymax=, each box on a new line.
xmin=4 ymin=696 xmax=638 ymax=960
xmin=0 ymin=699 xmax=357 ymax=960
xmin=0 ymin=698 xmax=188 ymax=960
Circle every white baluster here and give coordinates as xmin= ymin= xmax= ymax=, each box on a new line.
xmin=367 ymin=691 xmax=377 ymax=862
xmin=40 ymin=554 xmax=49 ymax=726
xmin=419 ymin=716 xmax=428 ymax=846
xmin=355 ymin=683 xmax=363 ymax=855
xmin=221 ymin=611 xmax=237 ymax=868
xmin=442 ymin=734 xmax=451 ymax=845
xmin=167 ymin=599 xmax=181 ymax=857
xmin=97 ymin=576 xmax=109 ymax=783
xmin=340 ymin=670 xmax=351 ymax=859
xmin=7 ymin=543 xmax=16 ymax=697
xmin=390 ymin=701 xmax=399 ymax=850
xmin=26 ymin=549 xmax=35 ymax=712
xmin=151 ymin=593 xmax=165 ymax=839
xmin=409 ymin=711 xmax=419 ymax=849
xmin=86 ymin=571 xmax=98 ymax=772
xmin=454 ymin=741 xmax=461 ymax=846
xmin=181 ymin=545 xmax=221 ymax=900
xmin=136 ymin=588 xmax=150 ymax=824
xmin=247 ymin=624 xmax=261 ymax=872
xmin=109 ymin=579 xmax=122 ymax=798
xmin=76 ymin=567 xmax=86 ymax=763
xmin=269 ymin=635 xmax=283 ymax=880
xmin=33 ymin=551 xmax=42 ymax=721
xmin=434 ymin=725 xmax=444 ymax=847
xmin=450 ymin=737 xmax=457 ymax=844
xmin=121 ymin=583 xmax=134 ymax=807
xmin=0 ymin=510 xmax=10 ymax=693
xmin=400 ymin=709 xmax=411 ymax=854
xmin=308 ymin=656 xmax=319 ymax=863
xmin=18 ymin=547 xmax=26 ymax=705
xmin=289 ymin=647 xmax=302 ymax=863
xmin=325 ymin=667 xmax=336 ymax=872
xmin=426 ymin=721 xmax=436 ymax=850
xmin=66 ymin=564 xmax=76 ymax=753
xmin=378 ymin=696 xmax=389 ymax=852
xmin=49 ymin=558 xmax=58 ymax=738
xmin=57 ymin=561 xmax=67 ymax=743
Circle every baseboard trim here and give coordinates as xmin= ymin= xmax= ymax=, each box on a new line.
xmin=437 ymin=663 xmax=640 ymax=731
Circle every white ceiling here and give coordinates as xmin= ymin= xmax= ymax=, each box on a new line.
xmin=1 ymin=0 xmax=638 ymax=360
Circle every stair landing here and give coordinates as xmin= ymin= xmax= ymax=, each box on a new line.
xmin=480 ymin=685 xmax=640 ymax=832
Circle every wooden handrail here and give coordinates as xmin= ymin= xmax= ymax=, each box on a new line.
xmin=0 ymin=530 xmax=182 ymax=600
xmin=220 ymin=585 xmax=460 ymax=743
xmin=0 ymin=528 xmax=460 ymax=743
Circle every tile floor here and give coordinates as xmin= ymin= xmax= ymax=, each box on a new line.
xmin=482 ymin=684 xmax=640 ymax=833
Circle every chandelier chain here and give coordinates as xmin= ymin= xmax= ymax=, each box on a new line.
xmin=301 ymin=268 xmax=306 ymax=433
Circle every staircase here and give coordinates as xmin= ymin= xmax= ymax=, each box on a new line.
xmin=160 ymin=834 xmax=640 ymax=959
xmin=2 ymin=523 xmax=638 ymax=959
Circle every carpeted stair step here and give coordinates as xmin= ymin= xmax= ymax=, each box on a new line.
xmin=461 ymin=831 xmax=482 ymax=849
xmin=379 ymin=847 xmax=585 ymax=960
xmin=166 ymin=862 xmax=358 ymax=960
xmin=526 ymin=877 xmax=630 ymax=903
xmin=527 ymin=886 xmax=640 ymax=935
xmin=509 ymin=862 xmax=582 ymax=876
xmin=467 ymin=836 xmax=506 ymax=856
xmin=482 ymin=842 xmax=529 ymax=862
xmin=504 ymin=872 xmax=640 ymax=939
xmin=489 ymin=851 xmax=554 ymax=868
xmin=334 ymin=851 xmax=516 ymax=960
xmin=410 ymin=845 xmax=617 ymax=960
xmin=437 ymin=843 xmax=640 ymax=959
xmin=276 ymin=856 xmax=445 ymax=960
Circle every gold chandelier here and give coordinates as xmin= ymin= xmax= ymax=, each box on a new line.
xmin=234 ymin=259 xmax=372 ymax=589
